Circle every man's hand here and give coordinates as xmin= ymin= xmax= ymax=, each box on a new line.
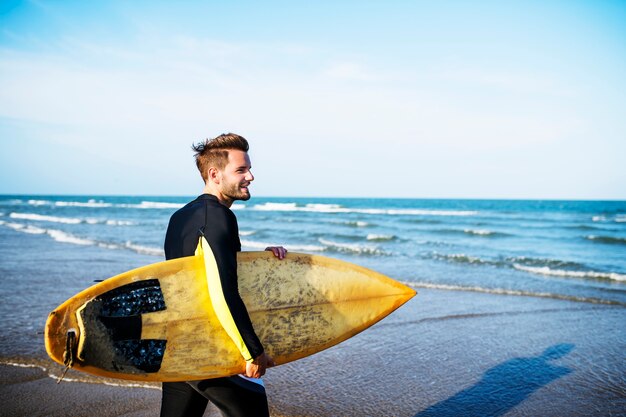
xmin=265 ymin=246 xmax=287 ymax=260
xmin=245 ymin=352 xmax=275 ymax=378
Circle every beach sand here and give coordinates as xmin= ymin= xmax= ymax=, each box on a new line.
xmin=2 ymin=288 xmax=625 ymax=417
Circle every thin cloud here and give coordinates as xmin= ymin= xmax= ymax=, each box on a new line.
xmin=323 ymin=62 xmax=381 ymax=81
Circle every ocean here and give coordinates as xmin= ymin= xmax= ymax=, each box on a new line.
xmin=0 ymin=195 xmax=625 ymax=415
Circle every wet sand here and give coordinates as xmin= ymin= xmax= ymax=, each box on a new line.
xmin=2 ymin=288 xmax=625 ymax=417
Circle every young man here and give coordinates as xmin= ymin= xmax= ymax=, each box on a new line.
xmin=160 ymin=133 xmax=286 ymax=417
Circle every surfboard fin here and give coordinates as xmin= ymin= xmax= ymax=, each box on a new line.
xmin=57 ymin=329 xmax=77 ymax=383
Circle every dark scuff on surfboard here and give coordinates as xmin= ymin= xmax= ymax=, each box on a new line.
xmin=77 ymin=279 xmax=167 ymax=374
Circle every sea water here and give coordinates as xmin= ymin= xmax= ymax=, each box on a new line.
xmin=0 ymin=195 xmax=625 ymax=414
xmin=0 ymin=197 xmax=624 ymax=337
xmin=1 ymin=196 xmax=624 ymax=341
xmin=1 ymin=196 xmax=624 ymax=308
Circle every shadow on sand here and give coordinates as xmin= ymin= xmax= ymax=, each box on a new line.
xmin=414 ymin=343 xmax=574 ymax=417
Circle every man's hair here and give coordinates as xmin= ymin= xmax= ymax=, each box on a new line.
xmin=192 ymin=133 xmax=249 ymax=183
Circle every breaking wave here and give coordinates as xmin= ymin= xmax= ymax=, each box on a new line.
xmin=366 ymin=234 xmax=396 ymax=242
xmin=404 ymin=282 xmax=626 ymax=306
xmin=0 ymin=359 xmax=160 ymax=390
xmin=239 ymin=238 xmax=386 ymax=255
xmin=251 ymin=202 xmax=478 ymax=217
xmin=54 ymin=200 xmax=113 ymax=208
xmin=318 ymin=238 xmax=386 ymax=255
xmin=240 ymin=239 xmax=325 ymax=252
xmin=22 ymin=199 xmax=183 ymax=210
xmin=0 ymin=220 xmax=162 ymax=256
xmin=512 ymin=264 xmax=626 ymax=282
xmin=432 ymin=252 xmax=500 ymax=266
xmin=586 ymin=235 xmax=626 ymax=246
xmin=9 ymin=212 xmax=134 ymax=226
xmin=431 ymin=252 xmax=626 ymax=283
xmin=593 ymin=214 xmax=626 ymax=223
xmin=123 ymin=201 xmax=183 ymax=209
xmin=436 ymin=228 xmax=508 ymax=237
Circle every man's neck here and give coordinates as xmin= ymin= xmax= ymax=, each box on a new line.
xmin=201 ymin=185 xmax=233 ymax=208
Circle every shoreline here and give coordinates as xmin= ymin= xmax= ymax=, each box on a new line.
xmin=2 ymin=287 xmax=625 ymax=417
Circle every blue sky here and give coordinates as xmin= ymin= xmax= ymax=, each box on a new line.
xmin=1 ymin=0 xmax=625 ymax=199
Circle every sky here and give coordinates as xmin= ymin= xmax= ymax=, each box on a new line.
xmin=0 ymin=0 xmax=625 ymax=199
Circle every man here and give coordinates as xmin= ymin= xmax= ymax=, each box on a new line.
xmin=160 ymin=133 xmax=286 ymax=417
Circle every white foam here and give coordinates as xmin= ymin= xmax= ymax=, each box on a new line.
xmin=513 ymin=264 xmax=626 ymax=282
xmin=10 ymin=212 xmax=82 ymax=224
xmin=287 ymin=243 xmax=327 ymax=252
xmin=8 ymin=213 xmax=134 ymax=226
xmin=463 ymin=228 xmax=495 ymax=236
xmin=433 ymin=252 xmax=490 ymax=265
xmin=48 ymin=374 xmax=161 ymax=390
xmin=253 ymin=202 xmax=298 ymax=211
xmin=366 ymin=234 xmax=395 ymax=241
xmin=386 ymin=209 xmax=478 ymax=216
xmin=305 ymin=203 xmax=343 ymax=212
xmin=252 ymin=202 xmax=478 ymax=217
xmin=240 ymin=239 xmax=325 ymax=252
xmin=1 ymin=361 xmax=45 ymax=370
xmin=27 ymin=199 xmax=50 ymax=206
xmin=406 ymin=282 xmax=624 ymax=306
xmin=240 ymin=239 xmax=273 ymax=249
xmin=231 ymin=203 xmax=246 ymax=211
xmin=339 ymin=220 xmax=369 ymax=227
xmin=105 ymin=219 xmax=135 ymax=226
xmin=318 ymin=238 xmax=383 ymax=255
xmin=0 ymin=220 xmax=161 ymax=257
xmin=123 ymin=241 xmax=164 ymax=257
xmin=78 ymin=240 xmax=162 ymax=257
xmin=97 ymin=242 xmax=123 ymax=251
xmin=0 ymin=360 xmax=161 ymax=390
xmin=1 ymin=221 xmax=47 ymax=234
xmin=47 ymin=229 xmax=95 ymax=245
xmin=2 ymin=221 xmax=55 ymax=239
xmin=22 ymin=225 xmax=47 ymax=234
xmin=594 ymin=214 xmax=626 ymax=223
xmin=1 ymin=221 xmax=24 ymax=230
xmin=239 ymin=230 xmax=256 ymax=236
xmin=55 ymin=200 xmax=112 ymax=208
xmin=134 ymin=201 xmax=184 ymax=209
xmin=586 ymin=235 xmax=626 ymax=244
xmin=80 ymin=218 xmax=135 ymax=226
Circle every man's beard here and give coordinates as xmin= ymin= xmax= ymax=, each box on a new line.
xmin=222 ymin=179 xmax=251 ymax=201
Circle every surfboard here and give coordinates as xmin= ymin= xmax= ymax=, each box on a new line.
xmin=45 ymin=239 xmax=416 ymax=382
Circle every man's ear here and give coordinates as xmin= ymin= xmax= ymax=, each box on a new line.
xmin=207 ymin=167 xmax=221 ymax=184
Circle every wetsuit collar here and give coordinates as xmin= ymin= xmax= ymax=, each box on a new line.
xmin=197 ymin=193 xmax=220 ymax=202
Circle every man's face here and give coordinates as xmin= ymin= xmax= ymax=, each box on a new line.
xmin=219 ymin=150 xmax=254 ymax=202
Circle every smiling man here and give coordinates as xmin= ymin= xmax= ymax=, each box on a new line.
xmin=161 ymin=133 xmax=286 ymax=417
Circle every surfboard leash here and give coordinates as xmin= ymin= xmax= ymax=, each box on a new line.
xmin=57 ymin=330 xmax=77 ymax=383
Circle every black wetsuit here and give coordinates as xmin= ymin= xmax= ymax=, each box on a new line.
xmin=160 ymin=194 xmax=269 ymax=417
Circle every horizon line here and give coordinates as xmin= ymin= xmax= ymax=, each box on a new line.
xmin=1 ymin=193 xmax=625 ymax=203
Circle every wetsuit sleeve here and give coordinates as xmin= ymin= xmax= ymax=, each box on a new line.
xmin=202 ymin=207 xmax=264 ymax=362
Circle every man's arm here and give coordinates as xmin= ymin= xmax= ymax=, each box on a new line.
xmin=204 ymin=208 xmax=265 ymax=361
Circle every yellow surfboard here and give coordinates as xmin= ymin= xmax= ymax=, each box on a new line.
xmin=45 ymin=239 xmax=416 ymax=382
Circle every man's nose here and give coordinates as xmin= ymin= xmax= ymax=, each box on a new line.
xmin=246 ymin=171 xmax=254 ymax=181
